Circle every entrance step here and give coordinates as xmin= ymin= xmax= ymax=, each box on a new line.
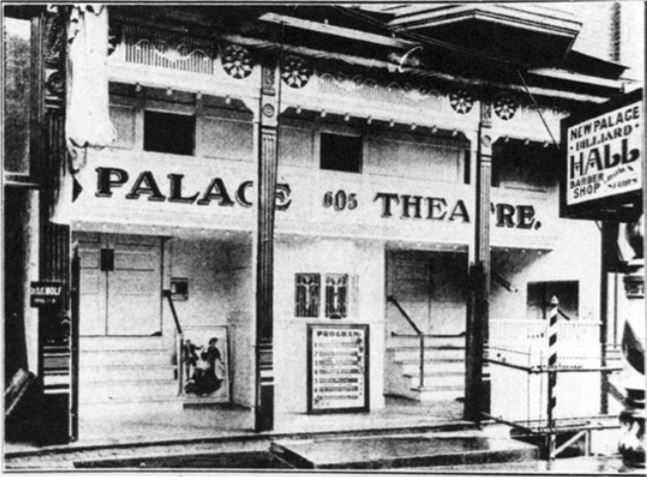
xmin=388 ymin=335 xmax=464 ymax=349
xmin=79 ymin=398 xmax=183 ymax=417
xmin=385 ymin=341 xmax=466 ymax=401
xmin=78 ymin=337 xmax=179 ymax=410
xmin=79 ymin=379 xmax=179 ymax=403
xmin=80 ymin=364 xmax=175 ymax=383
xmin=80 ymin=349 xmax=171 ymax=366
xmin=270 ymin=433 xmax=539 ymax=469
xmin=79 ymin=336 xmax=168 ymax=351
xmin=397 ymin=358 xmax=465 ymax=375
xmin=409 ymin=385 xmax=465 ymax=402
xmin=402 ymin=371 xmax=464 ymax=390
xmin=388 ymin=346 xmax=465 ymax=361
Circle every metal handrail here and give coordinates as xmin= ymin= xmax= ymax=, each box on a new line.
xmin=387 ymin=296 xmax=422 ymax=335
xmin=557 ymin=308 xmax=573 ymax=321
xmin=162 ymin=290 xmax=184 ymax=396
xmin=162 ymin=289 xmax=183 ymax=335
xmin=387 ymin=295 xmax=426 ymax=388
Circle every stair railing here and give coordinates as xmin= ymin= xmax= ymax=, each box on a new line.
xmin=387 ymin=295 xmax=426 ymax=388
xmin=162 ymin=290 xmax=184 ymax=396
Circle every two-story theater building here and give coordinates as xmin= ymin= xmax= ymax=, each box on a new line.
xmin=5 ymin=3 xmax=641 ymax=441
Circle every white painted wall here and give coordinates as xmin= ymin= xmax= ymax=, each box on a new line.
xmin=489 ymin=214 xmax=603 ymax=420
xmin=273 ymin=236 xmax=385 ymax=414
xmin=165 ymin=236 xmax=254 ymax=407
xmin=490 ymin=216 xmax=601 ymax=323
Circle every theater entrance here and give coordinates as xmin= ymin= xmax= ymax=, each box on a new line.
xmin=77 ymin=233 xmax=162 ymax=337
xmin=385 ymin=248 xmax=467 ymax=406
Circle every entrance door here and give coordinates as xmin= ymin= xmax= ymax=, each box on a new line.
xmin=78 ymin=233 xmax=162 ymax=336
xmin=387 ymin=251 xmax=432 ymax=335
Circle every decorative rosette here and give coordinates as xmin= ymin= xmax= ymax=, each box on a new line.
xmin=494 ymin=95 xmax=519 ymax=120
xmin=281 ymin=55 xmax=312 ymax=88
xmin=449 ymin=89 xmax=475 ymax=114
xmin=221 ymin=43 xmax=253 ymax=79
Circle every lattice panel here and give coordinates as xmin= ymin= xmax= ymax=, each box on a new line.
xmin=121 ymin=26 xmax=216 ymax=75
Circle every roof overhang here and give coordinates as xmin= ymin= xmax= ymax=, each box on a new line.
xmin=385 ymin=3 xmax=582 ymax=65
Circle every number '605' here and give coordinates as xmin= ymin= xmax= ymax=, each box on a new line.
xmin=323 ymin=190 xmax=358 ymax=211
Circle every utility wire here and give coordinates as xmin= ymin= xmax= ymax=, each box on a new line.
xmin=517 ymin=70 xmax=561 ymax=148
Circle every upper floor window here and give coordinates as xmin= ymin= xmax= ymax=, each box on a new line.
xmin=527 ymin=281 xmax=579 ymax=321
xmin=144 ymin=110 xmax=195 ymax=155
xmin=4 ymin=17 xmax=31 ymax=174
xmin=492 ymin=140 xmax=558 ymax=191
xmin=320 ymin=132 xmax=362 ymax=173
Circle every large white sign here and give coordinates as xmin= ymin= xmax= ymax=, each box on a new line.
xmin=56 ymin=150 xmax=553 ymax=247
xmin=566 ymin=100 xmax=642 ymax=205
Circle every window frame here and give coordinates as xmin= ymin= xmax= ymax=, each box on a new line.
xmin=318 ymin=126 xmax=364 ymax=174
xmin=143 ymin=108 xmax=197 ymax=156
xmin=3 ymin=15 xmax=36 ymax=180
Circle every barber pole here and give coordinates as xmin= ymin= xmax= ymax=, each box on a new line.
xmin=547 ymin=296 xmax=559 ymax=415
xmin=618 ymin=216 xmax=645 ymax=468
xmin=546 ymin=296 xmax=559 ymax=465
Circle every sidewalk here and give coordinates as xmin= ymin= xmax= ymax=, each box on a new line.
xmin=4 ymin=397 xmax=466 ymax=469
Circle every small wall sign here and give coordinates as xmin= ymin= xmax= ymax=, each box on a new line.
xmin=30 ymin=281 xmax=65 ymax=307
xmin=170 ymin=277 xmax=189 ymax=301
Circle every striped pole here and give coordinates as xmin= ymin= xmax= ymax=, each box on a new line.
xmin=618 ymin=253 xmax=645 ymax=468
xmin=547 ymin=296 xmax=559 ymax=413
xmin=547 ymin=295 xmax=559 ymax=465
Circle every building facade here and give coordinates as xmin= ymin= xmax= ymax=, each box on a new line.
xmin=3 ymin=3 xmax=643 ymax=443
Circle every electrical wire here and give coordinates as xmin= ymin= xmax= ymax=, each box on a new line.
xmin=517 ymin=70 xmax=561 ymax=148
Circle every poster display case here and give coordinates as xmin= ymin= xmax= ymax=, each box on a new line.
xmin=307 ymin=323 xmax=369 ymax=413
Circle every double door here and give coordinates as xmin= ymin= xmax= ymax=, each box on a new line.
xmin=78 ymin=233 xmax=162 ymax=336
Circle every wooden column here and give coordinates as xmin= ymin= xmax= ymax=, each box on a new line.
xmin=254 ymin=59 xmax=281 ymax=432
xmin=36 ymin=7 xmax=75 ymax=444
xmin=465 ymin=100 xmax=492 ymax=422
xmin=599 ymin=221 xmax=618 ymax=414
